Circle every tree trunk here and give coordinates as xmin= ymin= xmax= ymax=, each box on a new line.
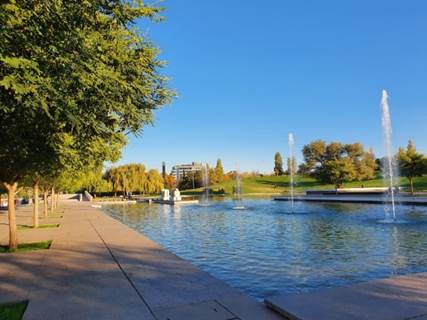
xmin=410 ymin=177 xmax=414 ymax=195
xmin=4 ymin=182 xmax=18 ymax=251
xmin=33 ymin=181 xmax=39 ymax=228
xmin=56 ymin=193 xmax=59 ymax=210
xmin=44 ymin=189 xmax=48 ymax=218
xmin=50 ymin=187 xmax=55 ymax=215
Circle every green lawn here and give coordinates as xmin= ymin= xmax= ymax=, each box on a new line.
xmin=40 ymin=215 xmax=63 ymax=219
xmin=182 ymin=175 xmax=427 ymax=195
xmin=18 ymin=224 xmax=60 ymax=230
xmin=0 ymin=241 xmax=52 ymax=254
xmin=0 ymin=301 xmax=28 ymax=320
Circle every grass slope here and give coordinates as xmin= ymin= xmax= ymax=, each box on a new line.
xmin=183 ymin=175 xmax=427 ymax=195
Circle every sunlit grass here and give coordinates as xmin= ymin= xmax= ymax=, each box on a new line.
xmin=18 ymin=224 xmax=60 ymax=230
xmin=0 ymin=241 xmax=52 ymax=253
xmin=182 ymin=175 xmax=427 ymax=195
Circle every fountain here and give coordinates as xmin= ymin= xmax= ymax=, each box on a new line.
xmin=288 ymin=133 xmax=296 ymax=213
xmin=201 ymin=163 xmax=210 ymax=206
xmin=381 ymin=89 xmax=398 ymax=221
xmin=232 ymin=167 xmax=246 ymax=210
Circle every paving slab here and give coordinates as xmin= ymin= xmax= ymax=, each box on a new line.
xmin=218 ymin=292 xmax=283 ymax=320
xmin=154 ymin=300 xmax=237 ymax=320
xmin=265 ymin=273 xmax=427 ymax=320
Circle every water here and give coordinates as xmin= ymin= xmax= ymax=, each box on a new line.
xmin=381 ymin=90 xmax=398 ymax=220
xmin=104 ymin=199 xmax=427 ymax=300
xmin=288 ymin=133 xmax=295 ymax=212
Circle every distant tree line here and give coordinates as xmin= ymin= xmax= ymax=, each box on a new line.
xmin=273 ymin=140 xmax=427 ymax=191
xmin=178 ymin=159 xmax=231 ymax=190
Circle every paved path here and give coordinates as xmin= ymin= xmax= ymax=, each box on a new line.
xmin=0 ymin=202 xmax=282 ymax=320
xmin=265 ymin=273 xmax=427 ymax=320
xmin=274 ymin=195 xmax=427 ymax=206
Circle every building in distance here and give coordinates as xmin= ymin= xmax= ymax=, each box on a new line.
xmin=171 ymin=162 xmax=204 ymax=181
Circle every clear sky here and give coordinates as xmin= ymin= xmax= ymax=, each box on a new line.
xmin=118 ymin=0 xmax=427 ymax=174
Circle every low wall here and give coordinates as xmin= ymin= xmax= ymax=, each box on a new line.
xmin=59 ymin=194 xmax=80 ymax=200
xmin=84 ymin=191 xmax=93 ymax=202
xmin=307 ymin=187 xmax=394 ymax=196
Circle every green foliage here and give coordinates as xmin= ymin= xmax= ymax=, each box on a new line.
xmin=0 ymin=240 xmax=52 ymax=253
xmin=146 ymin=169 xmax=164 ymax=194
xmin=302 ymin=140 xmax=377 ymax=187
xmin=18 ymin=224 xmax=59 ymax=230
xmin=62 ymin=165 xmax=110 ymax=193
xmin=274 ymin=152 xmax=284 ymax=176
xmin=0 ymin=0 xmax=172 ymax=249
xmin=179 ymin=170 xmax=204 ymax=190
xmin=397 ymin=140 xmax=427 ymax=194
xmin=104 ymin=164 xmax=164 ymax=195
xmin=0 ymin=0 xmax=173 ymax=186
xmin=0 ymin=301 xmax=28 ymax=320
xmin=322 ymin=158 xmax=357 ymax=188
xmin=212 ymin=159 xmax=225 ymax=183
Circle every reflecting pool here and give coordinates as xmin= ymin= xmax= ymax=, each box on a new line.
xmin=103 ymin=199 xmax=427 ymax=300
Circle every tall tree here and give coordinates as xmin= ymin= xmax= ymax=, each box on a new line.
xmin=274 ymin=152 xmax=284 ymax=176
xmin=397 ymin=140 xmax=427 ymax=194
xmin=214 ymin=159 xmax=225 ymax=183
xmin=0 ymin=0 xmax=173 ymax=250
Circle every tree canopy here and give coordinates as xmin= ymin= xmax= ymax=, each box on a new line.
xmin=0 ymin=0 xmax=173 ymax=250
xmin=104 ymin=164 xmax=164 ymax=195
xmin=211 ymin=159 xmax=225 ymax=184
xmin=274 ymin=152 xmax=284 ymax=176
xmin=398 ymin=140 xmax=427 ymax=194
xmin=301 ymin=140 xmax=377 ymax=187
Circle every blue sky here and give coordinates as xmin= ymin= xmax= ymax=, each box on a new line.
xmin=119 ymin=0 xmax=427 ymax=173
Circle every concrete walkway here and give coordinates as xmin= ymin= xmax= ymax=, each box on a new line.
xmin=0 ymin=202 xmax=282 ymax=320
xmin=265 ymin=272 xmax=427 ymax=320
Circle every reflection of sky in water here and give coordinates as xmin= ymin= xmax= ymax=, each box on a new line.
xmin=103 ymin=200 xmax=427 ymax=300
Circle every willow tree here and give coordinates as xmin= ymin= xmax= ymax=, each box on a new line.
xmin=0 ymin=0 xmax=173 ymax=250
xmin=104 ymin=164 xmax=164 ymax=195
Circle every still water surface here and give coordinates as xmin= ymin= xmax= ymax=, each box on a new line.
xmin=103 ymin=199 xmax=427 ymax=300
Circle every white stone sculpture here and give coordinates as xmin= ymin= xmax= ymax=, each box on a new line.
xmin=161 ymin=189 xmax=170 ymax=201
xmin=171 ymin=188 xmax=182 ymax=202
